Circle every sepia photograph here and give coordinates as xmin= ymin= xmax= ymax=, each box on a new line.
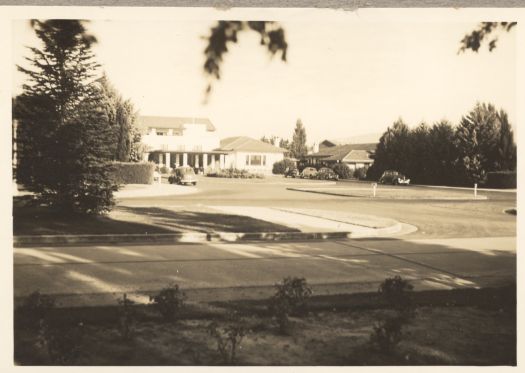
xmin=4 ymin=4 xmax=519 ymax=367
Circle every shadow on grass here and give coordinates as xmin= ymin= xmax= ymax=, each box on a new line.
xmin=13 ymin=197 xmax=299 ymax=235
xmin=13 ymin=196 xmax=176 ymax=236
xmin=117 ymin=206 xmax=300 ymax=233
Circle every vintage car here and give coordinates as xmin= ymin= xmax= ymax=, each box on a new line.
xmin=316 ymin=167 xmax=339 ymax=181
xmin=168 ymin=166 xmax=197 ymax=186
xmin=284 ymin=167 xmax=299 ymax=178
xmin=300 ymin=167 xmax=318 ymax=179
xmin=379 ymin=170 xmax=410 ymax=185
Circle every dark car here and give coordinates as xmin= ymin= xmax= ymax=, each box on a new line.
xmin=316 ymin=167 xmax=339 ymax=181
xmin=284 ymin=168 xmax=299 ymax=178
xmin=379 ymin=170 xmax=410 ymax=185
xmin=168 ymin=166 xmax=197 ymax=185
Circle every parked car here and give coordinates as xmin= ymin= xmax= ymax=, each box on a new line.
xmin=379 ymin=170 xmax=410 ymax=185
xmin=169 ymin=166 xmax=197 ymax=185
xmin=284 ymin=167 xmax=299 ymax=178
xmin=316 ymin=167 xmax=339 ymax=181
xmin=301 ymin=167 xmax=318 ymax=179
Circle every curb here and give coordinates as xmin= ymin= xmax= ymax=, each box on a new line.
xmin=13 ymin=223 xmax=403 ymax=247
xmin=286 ymin=187 xmax=488 ymax=200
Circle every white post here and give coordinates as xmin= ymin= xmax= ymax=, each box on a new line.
xmin=195 ymin=154 xmax=200 ymax=168
xmin=165 ymin=152 xmax=171 ymax=169
xmin=182 ymin=153 xmax=188 ymax=166
xmin=372 ymin=182 xmax=377 ymax=197
xmin=474 ymin=183 xmax=478 ymax=198
xmin=203 ymin=153 xmax=208 ymax=168
xmin=142 ymin=152 xmax=149 ymax=162
xmin=212 ymin=154 xmax=217 ymax=169
xmin=175 ymin=153 xmax=180 ymax=168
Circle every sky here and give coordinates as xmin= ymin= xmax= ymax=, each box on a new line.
xmin=12 ymin=19 xmax=516 ymax=144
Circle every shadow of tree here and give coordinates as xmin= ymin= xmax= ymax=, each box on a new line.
xmin=118 ymin=206 xmax=300 ymax=233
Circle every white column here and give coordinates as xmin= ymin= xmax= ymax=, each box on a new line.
xmin=203 ymin=153 xmax=208 ymax=168
xmin=220 ymin=154 xmax=225 ymax=169
xmin=195 ymin=154 xmax=200 ymax=168
xmin=182 ymin=153 xmax=188 ymax=166
xmin=165 ymin=152 xmax=171 ymax=168
xmin=212 ymin=154 xmax=217 ymax=169
xmin=143 ymin=152 xmax=149 ymax=162
xmin=175 ymin=153 xmax=180 ymax=168
xmin=158 ymin=153 xmax=163 ymax=165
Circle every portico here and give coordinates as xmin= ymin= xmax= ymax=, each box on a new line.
xmin=146 ymin=151 xmax=227 ymax=170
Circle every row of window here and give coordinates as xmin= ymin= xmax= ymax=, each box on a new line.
xmin=246 ymin=155 xmax=266 ymax=166
xmin=150 ymin=128 xmax=183 ymax=136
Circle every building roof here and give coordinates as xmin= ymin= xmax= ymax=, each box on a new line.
xmin=218 ymin=136 xmax=287 ymax=153
xmin=137 ymin=116 xmax=216 ymax=132
xmin=307 ymin=143 xmax=377 ymax=160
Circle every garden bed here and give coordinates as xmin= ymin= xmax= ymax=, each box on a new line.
xmin=14 ymin=286 xmax=516 ymax=366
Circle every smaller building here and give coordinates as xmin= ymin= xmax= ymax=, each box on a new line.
xmin=217 ymin=136 xmax=287 ymax=174
xmin=305 ymin=142 xmax=377 ymax=171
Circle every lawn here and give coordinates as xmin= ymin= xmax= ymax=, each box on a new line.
xmin=13 ymin=196 xmax=299 ymax=236
xmin=14 ymin=286 xmax=516 ymax=366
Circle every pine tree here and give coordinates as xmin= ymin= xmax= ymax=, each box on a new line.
xmin=290 ymin=119 xmax=307 ymax=159
xmin=14 ymin=20 xmax=118 ymax=214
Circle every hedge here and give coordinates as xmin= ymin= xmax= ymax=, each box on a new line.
xmin=485 ymin=171 xmax=517 ymax=189
xmin=109 ymin=162 xmax=155 ymax=184
xmin=332 ymin=163 xmax=352 ymax=179
xmin=207 ymin=168 xmax=264 ymax=179
xmin=272 ymin=159 xmax=296 ymax=174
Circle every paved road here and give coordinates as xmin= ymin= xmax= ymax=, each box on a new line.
xmin=119 ymin=177 xmax=516 ymax=239
xmin=14 ymin=235 xmax=516 ymax=306
xmin=15 ymin=177 xmax=516 ymax=306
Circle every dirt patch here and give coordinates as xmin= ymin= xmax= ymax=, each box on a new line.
xmin=14 ymin=287 xmax=516 ymax=366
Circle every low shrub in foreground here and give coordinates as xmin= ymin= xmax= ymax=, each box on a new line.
xmin=206 ymin=168 xmax=264 ymax=179
xmin=149 ymin=283 xmax=186 ymax=321
xmin=207 ymin=311 xmax=249 ymax=365
xmin=117 ymin=293 xmax=136 ymax=340
xmin=354 ymin=167 xmax=368 ymax=180
xmin=269 ymin=277 xmax=312 ymax=334
xmin=109 ymin=161 xmax=155 ymax=185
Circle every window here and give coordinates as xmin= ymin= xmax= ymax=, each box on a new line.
xmin=156 ymin=130 xmax=167 ymax=136
xmin=250 ymin=155 xmax=262 ymax=166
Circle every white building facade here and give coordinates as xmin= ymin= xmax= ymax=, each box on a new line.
xmin=139 ymin=116 xmax=228 ymax=170
xmin=139 ymin=117 xmax=286 ymax=174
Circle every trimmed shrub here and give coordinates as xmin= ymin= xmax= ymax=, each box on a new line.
xmin=332 ymin=163 xmax=352 ymax=179
xmin=109 ymin=162 xmax=155 ymax=185
xmin=485 ymin=171 xmax=516 ymax=189
xmin=269 ymin=277 xmax=312 ymax=334
xmin=207 ymin=168 xmax=264 ymax=179
xmin=354 ymin=167 xmax=367 ymax=180
xmin=272 ymin=159 xmax=296 ymax=174
xmin=159 ymin=165 xmax=170 ymax=174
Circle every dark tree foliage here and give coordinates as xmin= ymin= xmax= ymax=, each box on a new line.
xmin=260 ymin=135 xmax=278 ymax=145
xmin=203 ymin=21 xmax=287 ymax=99
xmin=290 ymin=119 xmax=308 ymax=159
xmin=14 ymin=20 xmax=118 ymax=214
xmin=279 ymin=138 xmax=291 ymax=150
xmin=367 ymin=103 xmax=516 ymax=187
xmin=97 ymin=74 xmax=138 ymax=162
xmin=459 ymin=22 xmax=516 ymax=53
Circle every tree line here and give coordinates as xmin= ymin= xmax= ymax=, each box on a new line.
xmin=14 ymin=20 xmax=141 ymax=214
xmin=367 ymin=102 xmax=516 ymax=186
xmin=261 ymin=118 xmax=308 ymax=159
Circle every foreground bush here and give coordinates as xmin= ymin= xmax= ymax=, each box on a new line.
xmin=269 ymin=277 xmax=312 ymax=334
xmin=333 ymin=163 xmax=352 ymax=179
xmin=272 ymin=159 xmax=296 ymax=174
xmin=207 ymin=168 xmax=264 ymax=179
xmin=109 ymin=162 xmax=155 ymax=184
xmin=485 ymin=171 xmax=516 ymax=189
xmin=207 ymin=311 xmax=249 ymax=365
xmin=149 ymin=283 xmax=186 ymax=321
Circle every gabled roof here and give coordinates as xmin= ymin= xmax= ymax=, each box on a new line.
xmin=307 ymin=143 xmax=377 ymax=159
xmin=218 ymin=136 xmax=287 ymax=153
xmin=137 ymin=116 xmax=216 ymax=132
